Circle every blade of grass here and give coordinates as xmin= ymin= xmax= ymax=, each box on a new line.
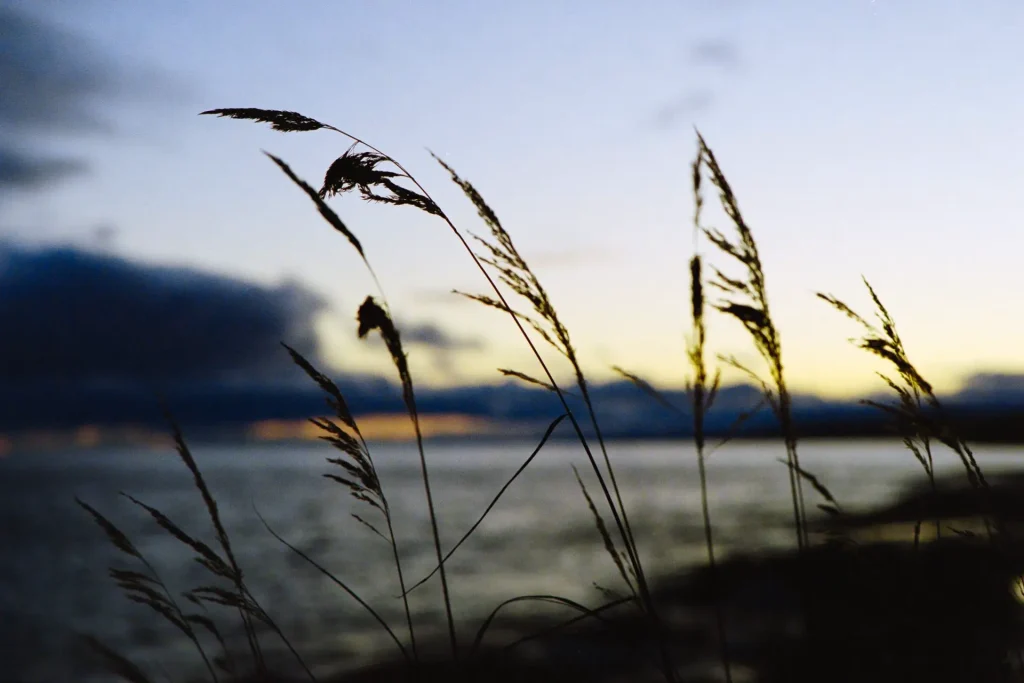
xmin=470 ymin=594 xmax=634 ymax=659
xmin=686 ymin=251 xmax=733 ymax=683
xmin=81 ymin=635 xmax=154 ymax=683
xmin=401 ymin=413 xmax=568 ymax=597
xmin=254 ymin=506 xmax=409 ymax=663
xmin=500 ymin=597 xmax=636 ymax=652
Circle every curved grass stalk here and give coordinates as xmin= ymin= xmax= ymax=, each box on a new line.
xmin=500 ymin=596 xmax=636 ymax=652
xmin=469 ymin=594 xmax=637 ymax=659
xmin=255 ymin=507 xmax=410 ymax=663
xmin=401 ymin=413 xmax=568 ymax=596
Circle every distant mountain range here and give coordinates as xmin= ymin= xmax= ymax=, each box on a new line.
xmin=4 ymin=372 xmax=1024 ymax=444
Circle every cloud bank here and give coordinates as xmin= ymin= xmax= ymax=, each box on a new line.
xmin=0 ymin=242 xmax=326 ymax=386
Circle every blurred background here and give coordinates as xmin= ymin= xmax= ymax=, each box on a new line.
xmin=3 ymin=1 xmax=1024 ymax=681
xmin=2 ymin=0 xmax=1024 ymax=447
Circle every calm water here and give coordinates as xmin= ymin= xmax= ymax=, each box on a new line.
xmin=2 ymin=438 xmax=1022 ymax=681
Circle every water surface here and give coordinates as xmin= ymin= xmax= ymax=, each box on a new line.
xmin=2 ymin=438 xmax=1019 ymax=681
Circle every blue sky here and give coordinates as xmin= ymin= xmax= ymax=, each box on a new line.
xmin=4 ymin=0 xmax=1024 ymax=397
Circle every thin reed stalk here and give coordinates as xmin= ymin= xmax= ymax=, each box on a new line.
xmin=356 ymin=296 xmax=459 ymax=659
xmin=691 ymin=135 xmax=848 ymax=670
xmin=689 ymin=257 xmax=732 ymax=683
xmin=693 ymin=134 xmax=825 ymax=551
xmin=401 ymin=413 xmax=568 ymax=596
xmin=164 ymin=415 xmax=269 ymax=672
xmin=433 ymin=157 xmax=673 ymax=676
xmin=255 ymin=508 xmax=410 ymax=661
xmin=284 ymin=343 xmax=418 ymax=660
xmin=687 ymin=160 xmax=732 ymax=681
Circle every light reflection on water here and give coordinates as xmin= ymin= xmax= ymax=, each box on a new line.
xmin=2 ymin=438 xmax=1022 ymax=681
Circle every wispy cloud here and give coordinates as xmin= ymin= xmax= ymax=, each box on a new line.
xmin=412 ymin=289 xmax=466 ymax=307
xmin=648 ymin=37 xmax=742 ymax=131
xmin=527 ymin=246 xmax=615 ymax=270
xmin=403 ymin=321 xmax=484 ymax=351
xmin=650 ymin=88 xmax=716 ymax=130
xmin=0 ymin=150 xmax=85 ymax=190
xmin=367 ymin=318 xmax=485 ymax=379
xmin=690 ymin=39 xmax=741 ymax=71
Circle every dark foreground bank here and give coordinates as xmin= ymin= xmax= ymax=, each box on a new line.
xmin=221 ymin=472 xmax=1024 ymax=683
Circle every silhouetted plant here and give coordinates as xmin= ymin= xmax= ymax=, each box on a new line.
xmin=77 ymin=500 xmax=224 ymax=681
xmin=684 ymin=153 xmax=731 ymax=682
xmin=283 ymin=342 xmax=419 ymax=661
xmin=819 ymin=279 xmax=993 ymax=538
xmin=79 ymin=414 xmax=315 ymax=682
xmin=201 ymin=106 xmax=680 ymax=679
xmin=354 ymin=295 xmax=459 ymax=656
xmin=693 ymin=133 xmax=840 ymax=548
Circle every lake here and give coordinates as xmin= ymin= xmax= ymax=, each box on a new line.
xmin=2 ymin=438 xmax=1021 ymax=681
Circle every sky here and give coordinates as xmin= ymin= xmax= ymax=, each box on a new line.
xmin=3 ymin=0 xmax=1024 ymax=400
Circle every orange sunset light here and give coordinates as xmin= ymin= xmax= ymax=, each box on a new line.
xmin=248 ymin=413 xmax=502 ymax=443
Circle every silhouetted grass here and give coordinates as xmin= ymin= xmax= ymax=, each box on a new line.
xmin=356 ymin=295 xmax=459 ymax=658
xmin=72 ymin=110 xmax=1019 ymax=682
xmin=819 ymin=281 xmax=997 ymax=541
xmin=79 ymin=413 xmax=315 ymax=682
xmin=282 ymin=342 xmax=418 ymax=661
xmin=685 ymin=161 xmax=731 ymax=683
xmin=206 ymin=106 xmax=677 ymax=678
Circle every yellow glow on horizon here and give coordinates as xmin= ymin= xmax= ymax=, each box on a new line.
xmin=74 ymin=425 xmax=103 ymax=448
xmin=249 ymin=413 xmax=502 ymax=443
xmin=312 ymin=298 xmax=1013 ymax=401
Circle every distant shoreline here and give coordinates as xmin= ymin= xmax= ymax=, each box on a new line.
xmin=7 ymin=431 xmax=1024 ymax=457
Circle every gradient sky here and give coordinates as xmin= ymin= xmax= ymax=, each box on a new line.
xmin=4 ymin=0 xmax=1023 ymax=398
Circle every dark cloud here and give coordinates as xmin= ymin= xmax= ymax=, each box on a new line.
xmin=0 ymin=2 xmax=136 ymax=195
xmin=0 ymin=148 xmax=85 ymax=189
xmin=0 ymin=242 xmax=327 ymax=386
xmin=403 ymin=322 xmax=484 ymax=351
xmin=366 ymin=318 xmax=484 ymax=379
xmin=690 ymin=39 xmax=741 ymax=70
xmin=0 ymin=4 xmax=113 ymax=132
